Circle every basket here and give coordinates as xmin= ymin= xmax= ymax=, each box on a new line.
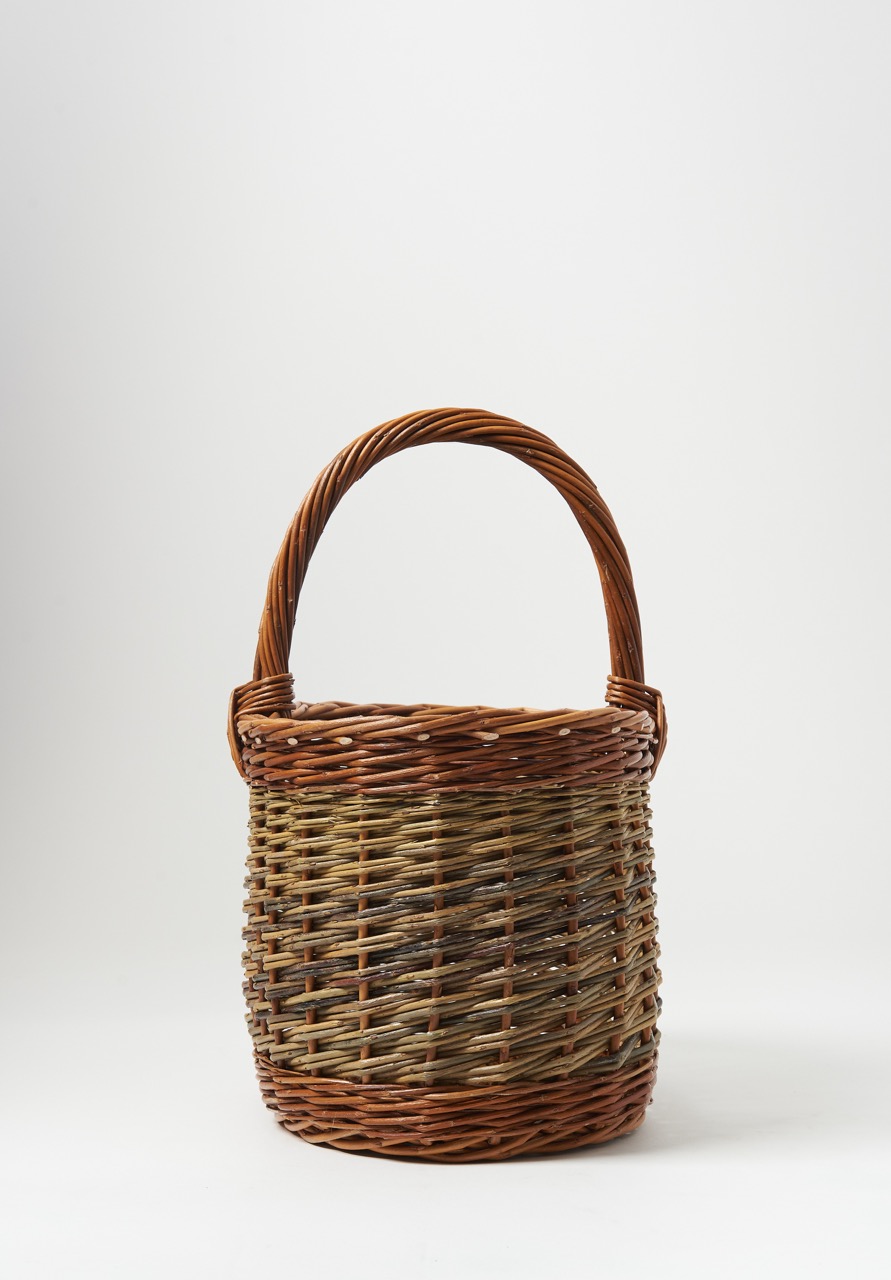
xmin=228 ymin=408 xmax=667 ymax=1161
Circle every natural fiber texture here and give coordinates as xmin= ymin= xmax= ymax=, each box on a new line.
xmin=244 ymin=781 xmax=659 ymax=1083
xmin=230 ymin=408 xmax=667 ymax=1159
xmin=227 ymin=408 xmax=668 ymax=777
xmin=233 ymin=690 xmax=658 ymax=794
xmin=256 ymin=1050 xmax=658 ymax=1162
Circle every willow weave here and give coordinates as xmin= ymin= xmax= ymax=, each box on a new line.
xmin=244 ymin=781 xmax=659 ymax=1084
xmin=230 ymin=407 xmax=668 ymax=1159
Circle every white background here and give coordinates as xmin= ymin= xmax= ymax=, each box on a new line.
xmin=2 ymin=2 xmax=890 ymax=1276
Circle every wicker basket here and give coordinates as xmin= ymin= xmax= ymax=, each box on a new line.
xmin=228 ymin=408 xmax=667 ymax=1161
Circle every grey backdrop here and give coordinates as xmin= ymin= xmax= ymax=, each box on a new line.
xmin=3 ymin=3 xmax=889 ymax=1276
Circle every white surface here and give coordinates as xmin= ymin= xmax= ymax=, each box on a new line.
xmin=2 ymin=3 xmax=890 ymax=1276
xmin=4 ymin=1006 xmax=889 ymax=1277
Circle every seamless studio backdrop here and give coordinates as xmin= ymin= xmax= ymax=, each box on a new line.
xmin=2 ymin=3 xmax=889 ymax=1277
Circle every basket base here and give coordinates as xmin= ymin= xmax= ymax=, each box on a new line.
xmin=255 ymin=1052 xmax=658 ymax=1162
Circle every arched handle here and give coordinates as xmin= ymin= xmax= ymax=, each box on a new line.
xmin=231 ymin=408 xmax=666 ymax=771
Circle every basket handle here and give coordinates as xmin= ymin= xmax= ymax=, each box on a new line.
xmin=231 ymin=408 xmax=666 ymax=770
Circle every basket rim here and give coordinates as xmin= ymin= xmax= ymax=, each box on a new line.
xmin=237 ymin=699 xmax=655 ymax=742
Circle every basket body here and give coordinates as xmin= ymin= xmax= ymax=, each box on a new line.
xmin=229 ymin=409 xmax=666 ymax=1161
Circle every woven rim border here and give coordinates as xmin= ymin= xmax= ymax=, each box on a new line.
xmin=255 ymin=1048 xmax=659 ymax=1162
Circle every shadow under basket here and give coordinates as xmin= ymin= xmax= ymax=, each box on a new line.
xmin=228 ymin=408 xmax=667 ymax=1162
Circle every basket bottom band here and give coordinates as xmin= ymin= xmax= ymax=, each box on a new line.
xmin=255 ymin=1051 xmax=658 ymax=1162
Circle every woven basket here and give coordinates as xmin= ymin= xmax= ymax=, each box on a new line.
xmin=228 ymin=408 xmax=667 ymax=1161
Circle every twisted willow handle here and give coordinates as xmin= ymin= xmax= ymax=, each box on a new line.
xmin=232 ymin=407 xmax=666 ymax=772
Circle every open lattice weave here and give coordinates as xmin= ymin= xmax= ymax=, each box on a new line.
xmin=230 ymin=408 xmax=666 ymax=1161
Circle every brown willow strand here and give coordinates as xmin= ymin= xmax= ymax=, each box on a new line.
xmin=251 ymin=409 xmax=645 ymax=688
xmin=609 ymin=818 xmax=628 ymax=1058
xmin=562 ymin=811 xmax=579 ymax=1064
xmin=300 ymin=811 xmax=318 ymax=1071
xmin=258 ymin=442 xmax=639 ymax=683
xmin=254 ymin=1052 xmax=658 ymax=1162
xmin=634 ymin=807 xmax=657 ymax=1044
xmin=499 ymin=804 xmax=515 ymax=1067
xmin=357 ymin=808 xmax=372 ymax=1083
xmin=424 ymin=806 xmax=446 ymax=1079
